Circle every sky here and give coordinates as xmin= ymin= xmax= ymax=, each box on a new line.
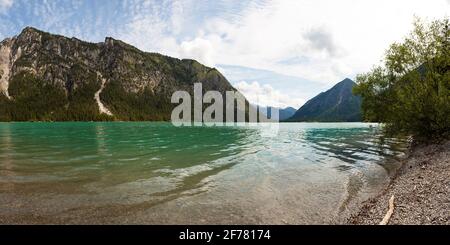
xmin=0 ymin=0 xmax=448 ymax=108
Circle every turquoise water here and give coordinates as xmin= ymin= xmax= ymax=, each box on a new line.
xmin=0 ymin=122 xmax=407 ymax=224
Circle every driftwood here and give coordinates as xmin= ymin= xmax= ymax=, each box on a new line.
xmin=379 ymin=195 xmax=395 ymax=225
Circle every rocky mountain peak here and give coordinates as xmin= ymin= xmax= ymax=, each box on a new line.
xmin=288 ymin=78 xmax=362 ymax=122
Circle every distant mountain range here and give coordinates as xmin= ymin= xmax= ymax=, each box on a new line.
xmin=258 ymin=106 xmax=297 ymax=121
xmin=287 ymin=78 xmax=362 ymax=122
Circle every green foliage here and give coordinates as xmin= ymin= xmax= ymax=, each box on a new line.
xmin=353 ymin=18 xmax=450 ymax=141
xmin=6 ymin=72 xmax=68 ymax=121
xmin=101 ymin=80 xmax=173 ymax=121
xmin=0 ymin=71 xmax=114 ymax=121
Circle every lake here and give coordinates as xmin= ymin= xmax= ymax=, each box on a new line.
xmin=0 ymin=122 xmax=407 ymax=224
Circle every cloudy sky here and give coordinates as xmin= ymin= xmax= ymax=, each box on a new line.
xmin=0 ymin=0 xmax=448 ymax=108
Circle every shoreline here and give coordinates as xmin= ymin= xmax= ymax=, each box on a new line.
xmin=348 ymin=140 xmax=450 ymax=225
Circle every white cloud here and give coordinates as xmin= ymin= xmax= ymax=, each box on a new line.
xmin=303 ymin=26 xmax=342 ymax=58
xmin=0 ymin=0 xmax=13 ymax=11
xmin=179 ymin=37 xmax=214 ymax=66
xmin=119 ymin=0 xmax=449 ymax=85
xmin=110 ymin=0 xmax=448 ymax=107
xmin=211 ymin=0 xmax=448 ymax=83
xmin=113 ymin=0 xmax=190 ymax=58
xmin=234 ymin=81 xmax=305 ymax=108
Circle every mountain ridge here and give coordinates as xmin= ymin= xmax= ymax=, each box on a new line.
xmin=287 ymin=78 xmax=362 ymax=122
xmin=0 ymin=27 xmax=240 ymax=121
xmin=258 ymin=106 xmax=297 ymax=121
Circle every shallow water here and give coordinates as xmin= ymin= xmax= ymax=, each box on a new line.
xmin=0 ymin=122 xmax=407 ymax=224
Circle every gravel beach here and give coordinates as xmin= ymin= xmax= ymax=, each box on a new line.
xmin=348 ymin=140 xmax=450 ymax=225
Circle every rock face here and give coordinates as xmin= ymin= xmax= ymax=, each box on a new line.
xmin=0 ymin=27 xmax=237 ymax=121
xmin=0 ymin=38 xmax=20 ymax=99
xmin=288 ymin=78 xmax=362 ymax=122
xmin=94 ymin=72 xmax=113 ymax=116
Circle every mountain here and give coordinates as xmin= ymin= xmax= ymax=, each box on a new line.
xmin=0 ymin=27 xmax=240 ymax=121
xmin=287 ymin=78 xmax=362 ymax=122
xmin=258 ymin=106 xmax=297 ymax=121
xmin=278 ymin=107 xmax=297 ymax=121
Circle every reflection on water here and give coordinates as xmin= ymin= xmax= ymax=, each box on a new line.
xmin=0 ymin=122 xmax=407 ymax=224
